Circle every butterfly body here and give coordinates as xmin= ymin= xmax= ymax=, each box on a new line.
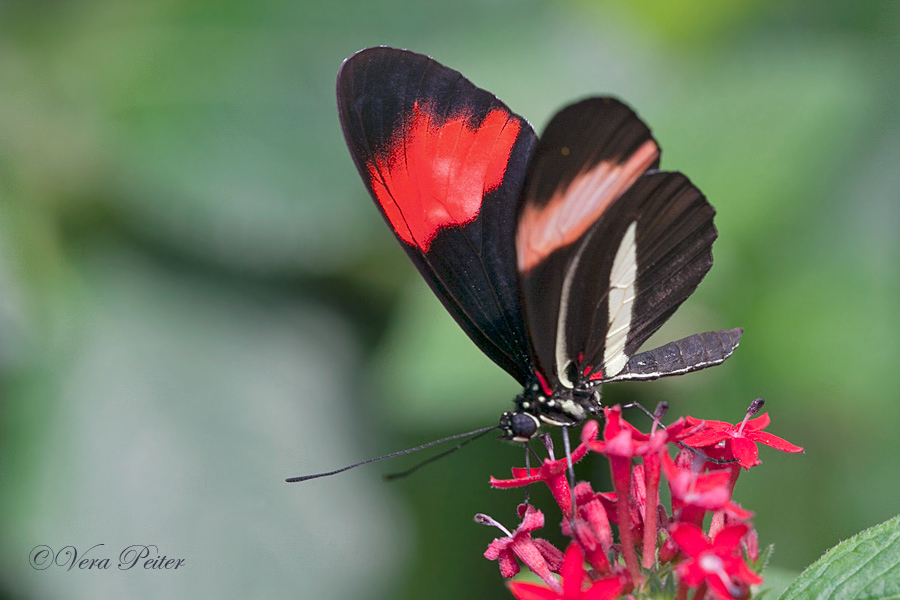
xmin=337 ymin=47 xmax=742 ymax=441
xmin=501 ymin=377 xmax=600 ymax=442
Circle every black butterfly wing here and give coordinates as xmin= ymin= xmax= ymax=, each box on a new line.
xmin=606 ymin=327 xmax=743 ymax=383
xmin=338 ymin=47 xmax=538 ymax=384
xmin=517 ymin=98 xmax=734 ymax=388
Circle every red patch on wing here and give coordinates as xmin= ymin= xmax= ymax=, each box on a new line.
xmin=588 ymin=369 xmax=604 ymax=381
xmin=367 ymin=102 xmax=521 ymax=251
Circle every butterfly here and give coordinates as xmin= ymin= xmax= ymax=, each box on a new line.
xmin=338 ymin=47 xmax=742 ymax=442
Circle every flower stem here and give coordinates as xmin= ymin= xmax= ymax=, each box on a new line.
xmin=642 ymin=453 xmax=662 ymax=569
xmin=691 ymin=581 xmax=708 ymax=600
xmin=708 ymin=463 xmax=741 ymax=538
xmin=610 ymin=455 xmax=642 ymax=584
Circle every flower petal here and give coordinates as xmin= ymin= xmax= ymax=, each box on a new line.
xmin=508 ymin=581 xmax=560 ymax=600
xmin=511 ymin=536 xmax=555 ymax=585
xmin=519 ymin=506 xmax=546 ymax=533
xmin=731 ymin=556 xmax=764 ymax=585
xmin=559 ymin=544 xmax=587 ymax=598
xmin=485 ymin=537 xmax=513 ymax=559
xmin=498 ymin=550 xmax=521 ymax=578
xmin=533 ymin=538 xmax=565 ymax=572
xmin=604 ymin=429 xmax=636 ymax=458
xmin=583 ymin=576 xmax=624 ymax=600
xmin=670 ymin=522 xmax=709 ymax=556
xmin=682 ymin=427 xmax=731 ymax=447
xmin=730 ymin=437 xmax=760 ymax=469
xmin=712 ymin=524 xmax=749 ymax=554
xmin=580 ymin=420 xmax=600 ymax=443
xmin=749 ymin=430 xmax=804 ymax=453
xmin=743 ymin=412 xmax=770 ymax=431
xmin=705 ymin=573 xmax=738 ymax=600
xmin=492 ymin=472 xmax=546 ymax=488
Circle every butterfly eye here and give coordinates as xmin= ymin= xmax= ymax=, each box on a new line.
xmin=508 ymin=412 xmax=539 ymax=441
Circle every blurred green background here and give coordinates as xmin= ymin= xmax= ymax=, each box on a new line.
xmin=1 ymin=1 xmax=898 ymax=599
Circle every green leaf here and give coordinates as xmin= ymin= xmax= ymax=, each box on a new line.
xmin=780 ymin=514 xmax=900 ymax=600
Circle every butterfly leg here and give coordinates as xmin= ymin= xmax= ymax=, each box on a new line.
xmin=523 ymin=443 xmax=532 ymax=506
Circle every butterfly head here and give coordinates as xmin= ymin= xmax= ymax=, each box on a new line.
xmin=498 ymin=410 xmax=540 ymax=442
xmin=497 ymin=381 xmax=602 ymax=441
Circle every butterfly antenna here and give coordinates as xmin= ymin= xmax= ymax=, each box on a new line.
xmin=286 ymin=425 xmax=497 ymax=483
xmin=382 ymin=425 xmax=497 ymax=481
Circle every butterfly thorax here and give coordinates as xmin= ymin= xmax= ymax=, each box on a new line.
xmin=498 ymin=377 xmax=602 ymax=442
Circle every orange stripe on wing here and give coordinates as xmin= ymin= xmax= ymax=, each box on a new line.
xmin=516 ymin=139 xmax=659 ymax=273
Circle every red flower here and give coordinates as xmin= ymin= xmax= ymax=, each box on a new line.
xmin=638 ymin=419 xmax=698 ymax=570
xmin=563 ymin=482 xmax=613 ymax=573
xmin=478 ymin=404 xmax=803 ymax=597
xmin=508 ymin=543 xmax=624 ymax=600
xmin=491 ymin=421 xmax=597 ymax=517
xmin=583 ymin=407 xmax=653 ymax=457
xmin=581 ymin=407 xmax=652 ymax=582
xmin=670 ymin=522 xmax=763 ymax=600
xmin=683 ymin=412 xmax=803 ymax=470
xmin=482 ymin=505 xmax=564 ymax=590
xmin=662 ymin=453 xmax=752 ymax=526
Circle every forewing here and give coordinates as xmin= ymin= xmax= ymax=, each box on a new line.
xmin=517 ymin=98 xmax=718 ymax=386
xmin=338 ymin=47 xmax=538 ymax=383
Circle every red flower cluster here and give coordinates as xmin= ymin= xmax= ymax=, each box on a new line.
xmin=479 ymin=401 xmax=803 ymax=600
